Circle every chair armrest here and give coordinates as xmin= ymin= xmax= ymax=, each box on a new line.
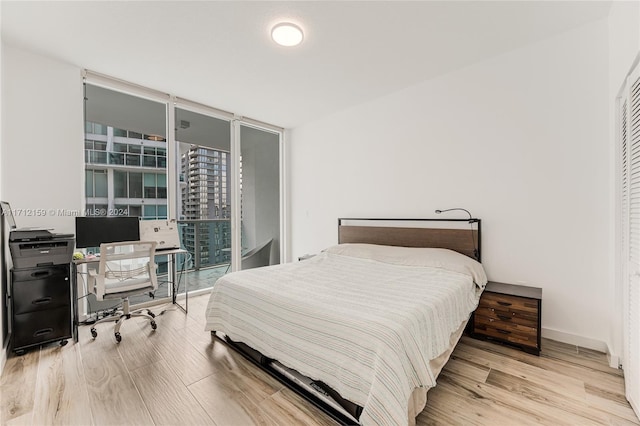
xmin=88 ymin=269 xmax=106 ymax=301
xmin=146 ymin=261 xmax=159 ymax=290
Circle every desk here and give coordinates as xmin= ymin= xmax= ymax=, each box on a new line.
xmin=71 ymin=248 xmax=189 ymax=342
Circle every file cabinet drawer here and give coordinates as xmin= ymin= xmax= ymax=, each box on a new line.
xmin=11 ymin=271 xmax=70 ymax=314
xmin=12 ymin=306 xmax=72 ymax=350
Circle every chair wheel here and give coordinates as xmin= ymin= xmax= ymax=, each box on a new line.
xmin=150 ymin=320 xmax=157 ymax=330
xmin=147 ymin=310 xmax=156 ymax=318
xmin=115 ymin=332 xmax=122 ymax=343
xmin=90 ymin=328 xmax=97 ymax=339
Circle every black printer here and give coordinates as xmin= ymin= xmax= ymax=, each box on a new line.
xmin=9 ymin=229 xmax=75 ymax=269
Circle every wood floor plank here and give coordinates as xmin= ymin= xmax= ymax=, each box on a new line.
xmin=114 ymin=317 xmax=166 ymax=372
xmin=31 ymin=345 xmax=93 ymax=425
xmin=461 ymin=336 xmax=627 ymax=399
xmin=441 ymin=356 xmax=491 ymax=383
xmin=129 ymin=359 xmax=214 ymax=425
xmin=4 ymin=411 xmax=34 ymax=426
xmin=137 ymin=319 xmax=217 ymax=387
xmin=453 ymin=342 xmax=588 ymax=399
xmin=156 ymin=305 xmax=193 ymax=331
xmin=258 ymin=387 xmax=338 ymax=426
xmin=586 ymin=391 xmax=640 ymax=424
xmin=485 ymin=368 xmax=622 ymax=425
xmin=205 ymin=347 xmax=283 ymax=406
xmin=186 ymin=293 xmax=209 ymax=324
xmin=418 ymin=381 xmax=537 ymax=426
xmin=437 ymin=371 xmax=602 ymax=426
xmin=176 ymin=314 xmax=217 ymax=355
xmin=586 ymin=382 xmax=631 ymax=406
xmin=80 ymin=331 xmax=154 ymax=425
xmin=0 ymin=349 xmax=39 ymax=425
xmin=541 ymin=338 xmax=624 ymax=377
xmin=188 ymin=372 xmax=276 ymax=426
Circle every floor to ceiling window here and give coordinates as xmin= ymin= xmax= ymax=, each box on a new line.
xmin=83 ymin=83 xmax=169 ymax=311
xmin=81 ymin=72 xmax=284 ymax=312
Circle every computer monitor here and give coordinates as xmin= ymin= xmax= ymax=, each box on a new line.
xmin=75 ymin=216 xmax=140 ymax=249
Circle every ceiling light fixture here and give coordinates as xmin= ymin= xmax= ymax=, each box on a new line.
xmin=271 ymin=23 xmax=304 ymax=47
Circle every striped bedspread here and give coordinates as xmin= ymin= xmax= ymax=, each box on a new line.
xmin=204 ymin=250 xmax=482 ymax=425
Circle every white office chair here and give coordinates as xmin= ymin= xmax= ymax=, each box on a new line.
xmin=88 ymin=241 xmax=159 ymax=343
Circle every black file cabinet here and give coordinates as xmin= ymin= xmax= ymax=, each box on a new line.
xmin=10 ymin=264 xmax=72 ymax=354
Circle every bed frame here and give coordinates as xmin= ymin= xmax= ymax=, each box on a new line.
xmin=338 ymin=218 xmax=481 ymax=261
xmin=214 ymin=217 xmax=482 ymax=425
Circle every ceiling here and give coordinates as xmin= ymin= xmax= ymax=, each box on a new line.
xmin=2 ymin=1 xmax=612 ymax=128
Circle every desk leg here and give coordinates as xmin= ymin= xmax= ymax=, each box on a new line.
xmin=72 ymin=262 xmax=78 ymax=343
xmin=172 ymin=253 xmax=187 ymax=314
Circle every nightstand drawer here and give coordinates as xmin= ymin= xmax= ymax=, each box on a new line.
xmin=474 ymin=305 xmax=538 ymax=327
xmin=478 ymin=292 xmax=539 ymax=314
xmin=473 ymin=322 xmax=539 ymax=348
xmin=474 ymin=314 xmax=537 ymax=337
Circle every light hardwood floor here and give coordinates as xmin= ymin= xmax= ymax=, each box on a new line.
xmin=1 ymin=293 xmax=638 ymax=425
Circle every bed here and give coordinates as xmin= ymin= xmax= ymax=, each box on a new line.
xmin=204 ymin=218 xmax=487 ymax=425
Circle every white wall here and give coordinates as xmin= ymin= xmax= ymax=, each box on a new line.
xmin=1 ymin=44 xmax=84 ymax=234
xmin=608 ymin=1 xmax=640 ymax=366
xmin=1 ymin=43 xmax=83 ymax=371
xmin=290 ymin=19 xmax=611 ymax=348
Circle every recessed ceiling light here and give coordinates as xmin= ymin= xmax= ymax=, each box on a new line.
xmin=271 ymin=23 xmax=304 ymax=47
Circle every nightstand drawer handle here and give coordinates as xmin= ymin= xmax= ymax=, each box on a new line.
xmin=497 ymin=314 xmax=512 ymax=321
xmin=496 ymin=329 xmax=511 ymax=335
xmin=497 ymin=301 xmax=512 ymax=306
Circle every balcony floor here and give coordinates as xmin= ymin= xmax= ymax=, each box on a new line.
xmin=130 ymin=264 xmax=228 ymax=305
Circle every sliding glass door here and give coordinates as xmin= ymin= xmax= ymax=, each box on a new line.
xmin=175 ymin=107 xmax=233 ymax=291
xmin=239 ymin=125 xmax=281 ymax=270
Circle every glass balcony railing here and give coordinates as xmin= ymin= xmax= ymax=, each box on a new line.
xmin=177 ymin=219 xmax=231 ymax=271
xmin=84 ymin=149 xmax=166 ymax=169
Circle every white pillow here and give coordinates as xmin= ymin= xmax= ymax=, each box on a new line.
xmin=324 ymin=243 xmax=488 ymax=287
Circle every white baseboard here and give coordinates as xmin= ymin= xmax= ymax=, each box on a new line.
xmin=607 ymin=348 xmax=621 ymax=370
xmin=542 ymin=327 xmax=619 ymax=368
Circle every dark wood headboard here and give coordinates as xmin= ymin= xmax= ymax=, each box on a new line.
xmin=338 ymin=218 xmax=481 ymax=261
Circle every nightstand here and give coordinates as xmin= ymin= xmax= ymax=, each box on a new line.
xmin=469 ymin=281 xmax=542 ymax=355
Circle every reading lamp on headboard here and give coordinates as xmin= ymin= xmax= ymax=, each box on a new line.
xmin=435 ymin=208 xmax=480 ymax=261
